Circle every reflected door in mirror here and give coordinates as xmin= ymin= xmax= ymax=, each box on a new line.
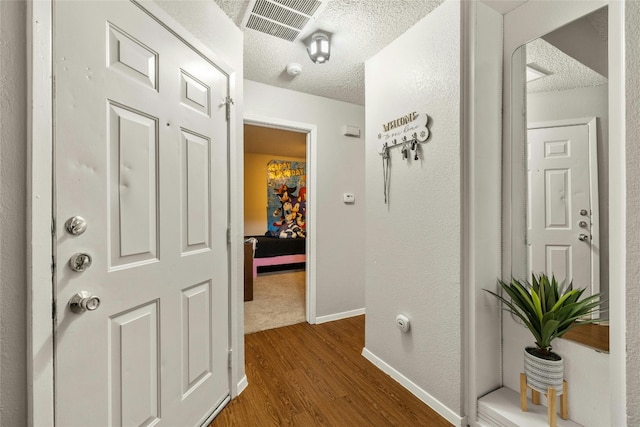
xmin=527 ymin=123 xmax=599 ymax=297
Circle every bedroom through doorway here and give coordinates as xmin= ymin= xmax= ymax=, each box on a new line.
xmin=243 ymin=123 xmax=309 ymax=334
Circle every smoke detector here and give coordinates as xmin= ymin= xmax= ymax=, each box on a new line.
xmin=286 ymin=63 xmax=303 ymax=76
xmin=241 ymin=0 xmax=329 ymax=42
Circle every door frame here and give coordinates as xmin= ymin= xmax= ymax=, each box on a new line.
xmin=27 ymin=1 xmax=238 ymax=424
xmin=243 ymin=113 xmax=318 ymax=323
xmin=527 ymin=117 xmax=601 ymax=300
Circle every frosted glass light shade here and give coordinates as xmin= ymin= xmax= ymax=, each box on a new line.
xmin=308 ymin=32 xmax=330 ymax=64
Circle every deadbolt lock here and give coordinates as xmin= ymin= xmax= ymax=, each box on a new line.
xmin=69 ymin=253 xmax=92 ymax=272
xmin=65 ymin=216 xmax=88 ymax=236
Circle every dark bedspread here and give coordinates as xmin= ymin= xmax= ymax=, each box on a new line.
xmin=247 ymin=236 xmax=306 ymax=258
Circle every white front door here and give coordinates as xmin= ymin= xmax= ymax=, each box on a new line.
xmin=527 ymin=123 xmax=599 ymax=296
xmin=54 ymin=2 xmax=230 ymax=425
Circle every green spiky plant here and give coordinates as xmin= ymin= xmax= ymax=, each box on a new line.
xmin=485 ymin=273 xmax=603 ymax=357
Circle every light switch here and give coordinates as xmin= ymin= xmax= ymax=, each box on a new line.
xmin=343 ymin=193 xmax=355 ymax=204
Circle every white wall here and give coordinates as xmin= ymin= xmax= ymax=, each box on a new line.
xmin=244 ymin=80 xmax=366 ymax=319
xmin=625 ymin=1 xmax=640 ymax=424
xmin=0 ymin=0 xmax=28 ymax=425
xmin=364 ymin=0 xmax=464 ymax=422
xmin=527 ymin=85 xmax=610 ymax=312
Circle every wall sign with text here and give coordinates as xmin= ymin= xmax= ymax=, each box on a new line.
xmin=377 ymin=108 xmax=432 ymax=204
xmin=378 ymin=109 xmax=431 ymax=153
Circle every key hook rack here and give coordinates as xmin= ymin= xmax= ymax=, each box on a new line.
xmin=379 ymin=132 xmax=426 ymax=161
xmin=377 ymin=109 xmax=431 ymax=204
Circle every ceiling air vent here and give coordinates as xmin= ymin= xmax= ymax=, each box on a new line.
xmin=241 ymin=0 xmax=328 ymax=42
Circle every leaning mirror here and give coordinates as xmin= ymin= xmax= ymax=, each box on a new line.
xmin=510 ymin=6 xmax=609 ymax=351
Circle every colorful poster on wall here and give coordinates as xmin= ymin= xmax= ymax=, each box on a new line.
xmin=266 ymin=160 xmax=306 ymax=238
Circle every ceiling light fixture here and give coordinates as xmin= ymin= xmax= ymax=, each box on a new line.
xmin=307 ymin=32 xmax=330 ymax=64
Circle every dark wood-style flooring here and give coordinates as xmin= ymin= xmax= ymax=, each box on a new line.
xmin=210 ymin=316 xmax=452 ymax=426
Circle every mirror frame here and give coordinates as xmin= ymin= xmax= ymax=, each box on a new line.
xmin=500 ymin=2 xmax=626 ymax=425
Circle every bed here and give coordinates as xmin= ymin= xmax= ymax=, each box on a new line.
xmin=246 ymin=235 xmax=306 ymax=278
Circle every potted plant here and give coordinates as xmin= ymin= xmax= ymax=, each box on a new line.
xmin=485 ymin=273 xmax=602 ymax=394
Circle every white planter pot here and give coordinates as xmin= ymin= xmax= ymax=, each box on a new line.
xmin=524 ymin=346 xmax=564 ymax=394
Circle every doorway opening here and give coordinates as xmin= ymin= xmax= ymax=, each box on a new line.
xmin=242 ymin=115 xmax=317 ymax=333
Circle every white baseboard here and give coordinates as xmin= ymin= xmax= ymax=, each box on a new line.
xmin=361 ymin=347 xmax=466 ymax=427
xmin=236 ymin=375 xmax=248 ymax=396
xmin=315 ymin=308 xmax=365 ymax=324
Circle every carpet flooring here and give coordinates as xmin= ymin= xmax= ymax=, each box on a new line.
xmin=244 ymin=270 xmax=306 ymax=334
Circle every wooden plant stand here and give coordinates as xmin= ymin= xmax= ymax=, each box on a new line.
xmin=520 ymin=373 xmax=568 ymax=427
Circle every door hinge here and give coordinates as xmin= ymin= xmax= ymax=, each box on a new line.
xmin=224 ymin=96 xmax=234 ymax=121
xmin=227 ymin=228 xmax=231 ymax=244
xmin=228 ymin=349 xmax=233 ymax=368
xmin=51 ymin=255 xmax=55 ymax=274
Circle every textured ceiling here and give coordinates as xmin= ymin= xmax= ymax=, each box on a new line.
xmin=526 ymin=6 xmax=608 ymax=93
xmin=213 ymin=0 xmax=605 ymax=104
xmin=526 ymin=38 xmax=607 ymax=93
xmin=214 ymin=0 xmax=446 ymax=105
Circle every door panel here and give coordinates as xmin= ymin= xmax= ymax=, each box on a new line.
xmin=527 ymin=124 xmax=595 ymax=294
xmin=545 ymin=169 xmax=569 ymax=228
xmin=107 ymin=23 xmax=158 ymax=90
xmin=54 ymin=2 xmax=230 ymax=425
xmin=182 ymin=131 xmax=212 ymax=253
xmin=181 ymin=71 xmax=211 ymax=116
xmin=546 ymin=245 xmax=572 ymax=283
xmin=181 ymin=281 xmax=213 ymax=396
xmin=108 ymin=103 xmax=159 ymax=267
xmin=109 ymin=302 xmax=160 ymax=427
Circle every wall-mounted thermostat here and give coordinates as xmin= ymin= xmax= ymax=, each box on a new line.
xmin=343 ymin=193 xmax=355 ymax=204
